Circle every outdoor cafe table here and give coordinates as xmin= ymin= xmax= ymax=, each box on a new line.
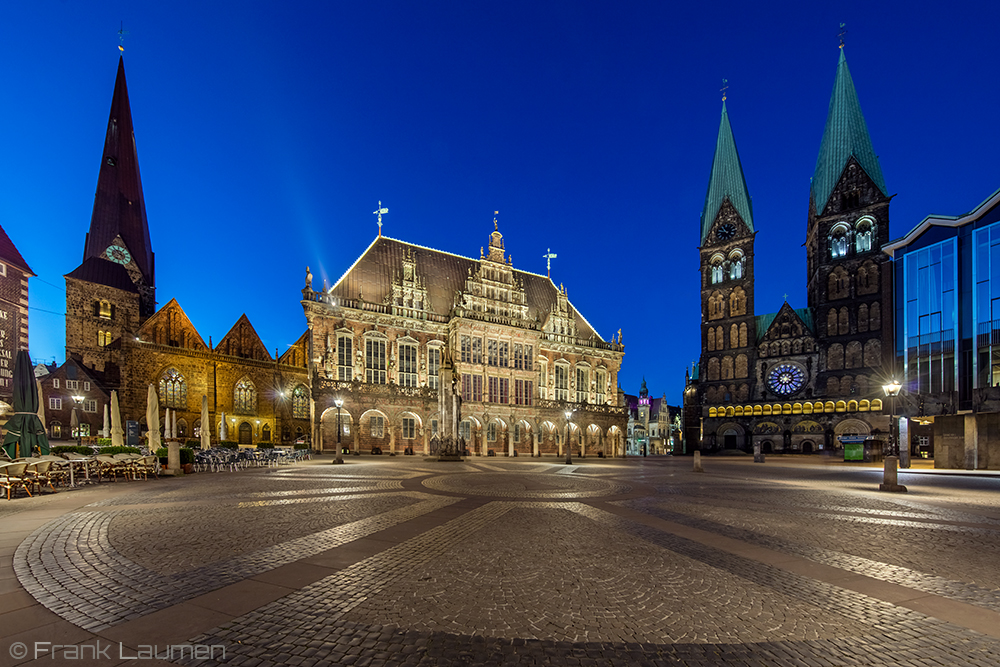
xmin=65 ymin=457 xmax=93 ymax=487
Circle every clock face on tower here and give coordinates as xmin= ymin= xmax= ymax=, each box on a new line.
xmin=716 ymin=223 xmax=736 ymax=241
xmin=767 ymin=363 xmax=806 ymax=396
xmin=105 ymin=244 xmax=132 ymax=265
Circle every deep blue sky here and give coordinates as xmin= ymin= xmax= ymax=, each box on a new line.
xmin=4 ymin=1 xmax=999 ymax=405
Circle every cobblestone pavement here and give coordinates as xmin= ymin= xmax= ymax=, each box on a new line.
xmin=3 ymin=456 xmax=1000 ymax=666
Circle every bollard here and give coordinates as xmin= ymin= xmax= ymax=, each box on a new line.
xmin=693 ymin=451 xmax=704 ymax=473
xmin=878 ymin=455 xmax=907 ymax=493
xmin=166 ymin=440 xmax=182 ymax=476
xmin=753 ymin=443 xmax=765 ymax=463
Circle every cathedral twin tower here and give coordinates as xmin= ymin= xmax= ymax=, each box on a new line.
xmin=692 ymin=47 xmax=892 ymax=452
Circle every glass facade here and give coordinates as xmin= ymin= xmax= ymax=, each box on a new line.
xmin=902 ymin=239 xmax=957 ymax=395
xmin=975 ymin=223 xmax=1000 ymax=387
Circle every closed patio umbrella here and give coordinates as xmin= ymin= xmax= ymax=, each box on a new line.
xmin=36 ymin=379 xmax=46 ymax=431
xmin=200 ymin=395 xmax=210 ymax=450
xmin=220 ymin=411 xmax=228 ymax=441
xmin=110 ymin=391 xmax=124 ymax=448
xmin=146 ymin=385 xmax=161 ymax=452
xmin=102 ymin=403 xmax=109 ymax=438
xmin=2 ymin=350 xmax=50 ymax=458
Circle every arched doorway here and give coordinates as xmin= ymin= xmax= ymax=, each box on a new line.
xmin=261 ymin=424 xmax=271 ymax=442
xmin=238 ymin=421 xmax=253 ymax=445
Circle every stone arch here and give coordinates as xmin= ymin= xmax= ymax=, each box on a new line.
xmin=828 ymin=267 xmax=850 ymax=300
xmin=863 ymin=339 xmax=881 ymax=368
xmin=707 ymin=357 xmax=720 ymax=381
xmin=319 ymin=406 xmax=355 ymax=452
xmin=730 ymin=324 xmax=739 ymax=349
xmin=739 ymin=322 xmax=748 ymax=347
xmin=730 ymin=287 xmax=746 ymax=316
xmin=607 ymin=425 xmax=624 ymax=457
xmin=834 ymin=418 xmax=872 ymax=437
xmin=716 ymin=327 xmax=725 ymax=350
xmin=721 ymin=356 xmax=734 ymax=380
xmin=838 ymin=307 xmax=850 ymax=335
xmin=735 ymin=354 xmax=748 ymax=378
xmin=715 ymin=421 xmax=745 ymax=450
xmin=845 ymin=341 xmax=863 ymax=369
xmin=858 ymin=304 xmax=869 ymax=333
xmin=707 ymin=327 xmax=716 ymax=351
xmin=826 ymin=376 xmax=840 ymax=396
xmin=857 ymin=260 xmax=879 ymax=296
xmin=828 ymin=344 xmax=844 ymax=370
xmin=827 ymin=308 xmax=838 ymax=336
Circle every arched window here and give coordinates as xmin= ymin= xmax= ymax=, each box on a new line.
xmin=159 ymin=368 xmax=187 ymax=409
xmin=845 ymin=341 xmax=863 ymax=369
xmin=857 ymin=260 xmax=879 ymax=295
xmin=739 ymin=323 xmax=748 ymax=348
xmin=710 ymin=259 xmax=724 ymax=285
xmin=292 ymin=385 xmax=309 ymax=419
xmin=730 ymin=324 xmax=739 ymax=349
xmin=728 ymin=251 xmax=744 ymax=280
xmin=828 ymin=344 xmax=844 ymax=370
xmin=828 ymin=267 xmax=850 ymax=300
xmin=827 ymin=308 xmax=838 ymax=336
xmin=855 ymin=217 xmax=875 ymax=253
xmin=736 ymin=354 xmax=748 ymax=378
xmin=826 ymin=376 xmax=840 ymax=396
xmin=839 ymin=307 xmax=850 ymax=335
xmin=830 ymin=223 xmax=850 ymax=258
xmin=870 ymin=302 xmax=881 ymax=330
xmin=234 ymin=378 xmax=257 ymax=414
xmin=707 ymin=357 xmax=720 ymax=381
xmin=707 ymin=328 xmax=716 ymax=352
xmin=730 ymin=287 xmax=746 ymax=316
xmin=716 ymin=327 xmax=725 ymax=350
xmin=863 ymin=339 xmax=881 ymax=367
xmin=722 ymin=356 xmax=734 ymax=380
xmin=858 ymin=304 xmax=869 ymax=332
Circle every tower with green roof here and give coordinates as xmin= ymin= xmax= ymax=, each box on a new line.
xmin=806 ymin=46 xmax=892 ymax=402
xmin=697 ymin=100 xmax=758 ymax=418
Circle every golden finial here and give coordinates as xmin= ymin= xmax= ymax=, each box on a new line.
xmin=838 ymin=23 xmax=847 ymax=49
xmin=117 ymin=22 xmax=128 ymax=52
xmin=494 ymin=210 xmax=499 ymax=231
xmin=720 ymin=78 xmax=728 ymax=102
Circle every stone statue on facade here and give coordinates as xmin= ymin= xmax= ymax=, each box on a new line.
xmin=437 ymin=344 xmax=464 ymax=460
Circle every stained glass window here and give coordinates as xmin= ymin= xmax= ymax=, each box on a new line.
xmin=292 ymin=385 xmax=309 ymax=419
xmin=234 ymin=378 xmax=256 ymax=414
xmin=159 ymin=368 xmax=187 ymax=408
xmin=766 ymin=364 xmax=805 ymax=396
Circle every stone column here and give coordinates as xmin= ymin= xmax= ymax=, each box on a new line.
xmin=581 ymin=432 xmax=586 ymax=458
xmin=389 ymin=426 xmax=396 ymax=456
xmin=965 ymin=413 xmax=979 ymax=470
xmin=423 ymin=427 xmax=429 ymax=456
xmin=533 ymin=431 xmax=539 ymax=457
xmin=353 ymin=424 xmax=360 ymax=455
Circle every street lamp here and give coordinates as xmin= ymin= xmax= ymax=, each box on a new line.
xmin=564 ymin=409 xmax=574 ymax=465
xmin=882 ymin=379 xmax=901 ymax=457
xmin=72 ymin=394 xmax=85 ymax=447
xmin=334 ymin=397 xmax=344 ymax=464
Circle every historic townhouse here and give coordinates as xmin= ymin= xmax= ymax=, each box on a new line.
xmin=302 ymin=223 xmax=627 ymax=456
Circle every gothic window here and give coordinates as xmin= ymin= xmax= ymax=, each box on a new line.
xmin=828 ymin=344 xmax=844 ymax=370
xmin=722 ymin=356 xmax=734 ymax=380
xmin=759 ymin=343 xmax=769 ymax=358
xmin=781 ymin=341 xmax=791 ymax=355
xmin=729 ymin=251 xmax=744 ymax=280
xmin=828 ymin=267 xmax=850 ymax=300
xmin=473 ymin=375 xmax=483 ymax=402
xmin=555 ymin=365 xmax=569 ymax=401
xmin=730 ymin=324 xmax=739 ymax=349
xmin=398 ymin=342 xmax=417 ymax=387
xmin=365 ymin=338 xmax=387 ymax=384
xmin=515 ymin=379 xmax=534 ymax=406
xmin=487 ymin=339 xmax=498 ymax=366
xmin=730 ymin=288 xmax=746 ymax=316
xmin=459 ymin=420 xmax=471 ymax=441
xmin=770 ymin=341 xmax=780 ymax=356
xmin=98 ymin=330 xmax=113 ymax=347
xmin=830 ymin=223 xmax=850 ymax=258
xmin=499 ymin=341 xmax=509 ymax=367
xmin=839 ymin=307 xmax=850 ymax=335
xmin=710 ymin=256 xmax=724 ymax=284
xmin=234 ymin=378 xmax=256 ymax=414
xmin=596 ymin=369 xmax=606 ymax=404
xmin=845 ymin=341 xmax=863 ymax=369
xmin=858 ymin=304 xmax=870 ymax=333
xmin=826 ymin=376 xmax=840 ymax=396
xmin=576 ymin=367 xmax=589 ymax=403
xmin=827 ymin=309 xmax=838 ymax=336
xmin=337 ymin=335 xmax=352 ymax=381
xmin=370 ymin=415 xmax=384 ymax=438
xmin=472 ymin=337 xmax=483 ymax=364
xmin=402 ymin=418 xmax=415 ymax=439
xmin=857 ymin=261 xmax=879 ymax=295
xmin=462 ymin=373 xmax=471 ymax=401
xmin=856 ymin=219 xmax=873 ymax=252
xmin=428 ymin=346 xmax=441 ymax=390
xmin=159 ymin=368 xmax=187 ymax=409
xmin=461 ymin=336 xmax=471 ymax=363
xmin=793 ymin=339 xmax=803 ymax=354
xmin=708 ymin=292 xmax=725 ymax=320
xmin=292 ymin=385 xmax=309 ymax=419
xmin=736 ymin=354 xmax=748 ymax=378
xmin=488 ymin=376 xmax=498 ymax=402
xmin=486 ymin=422 xmax=497 ymax=442
xmin=739 ymin=323 xmax=748 ymax=348
xmin=538 ymin=360 xmax=547 ymax=398
xmin=870 ymin=302 xmax=881 ymax=331
xmin=499 ymin=377 xmax=509 ymax=404
xmin=707 ymin=357 xmax=720 ymax=381
xmin=863 ymin=339 xmax=881 ymax=367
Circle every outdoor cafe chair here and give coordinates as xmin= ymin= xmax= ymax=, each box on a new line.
xmin=0 ymin=462 xmax=32 ymax=500
xmin=24 ymin=460 xmax=57 ymax=494
xmin=95 ymin=455 xmax=129 ymax=482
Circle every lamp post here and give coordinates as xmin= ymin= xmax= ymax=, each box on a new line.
xmin=564 ymin=409 xmax=574 ymax=465
xmin=334 ymin=397 xmax=344 ymax=464
xmin=73 ymin=394 xmax=85 ymax=447
xmin=882 ymin=379 xmax=901 ymax=457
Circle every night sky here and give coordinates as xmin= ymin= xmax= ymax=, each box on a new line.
xmin=4 ymin=1 xmax=999 ymax=405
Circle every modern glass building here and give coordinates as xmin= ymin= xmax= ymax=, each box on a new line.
xmin=885 ymin=188 xmax=1000 ymax=468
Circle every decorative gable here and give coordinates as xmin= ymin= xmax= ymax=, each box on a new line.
xmin=216 ymin=314 xmax=272 ymax=361
xmin=757 ymin=303 xmax=816 ymax=358
xmin=136 ymin=298 xmax=208 ymax=350
xmin=279 ymin=330 xmax=309 ymax=368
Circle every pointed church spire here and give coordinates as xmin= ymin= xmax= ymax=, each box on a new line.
xmin=82 ymin=56 xmax=154 ymax=287
xmin=701 ymin=101 xmax=753 ymax=243
xmin=811 ymin=48 xmax=887 ymax=215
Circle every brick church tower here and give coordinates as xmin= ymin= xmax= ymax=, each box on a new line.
xmin=697 ymin=101 xmax=757 ymax=418
xmin=806 ymin=47 xmax=892 ymax=401
xmin=64 ymin=57 xmax=155 ymax=372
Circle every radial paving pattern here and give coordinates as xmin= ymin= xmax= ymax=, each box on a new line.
xmin=7 ymin=457 xmax=1000 ymax=666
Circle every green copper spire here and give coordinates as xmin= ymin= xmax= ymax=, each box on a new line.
xmin=701 ymin=101 xmax=753 ymax=244
xmin=811 ymin=48 xmax=887 ymax=215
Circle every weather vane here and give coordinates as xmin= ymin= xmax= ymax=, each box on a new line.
xmin=721 ymin=78 xmax=728 ymax=102
xmin=493 ymin=210 xmax=499 ymax=231
xmin=373 ymin=200 xmax=388 ymax=237
xmin=838 ymin=23 xmax=847 ymax=49
xmin=117 ymin=22 xmax=129 ymax=53
xmin=543 ymin=248 xmax=557 ymax=278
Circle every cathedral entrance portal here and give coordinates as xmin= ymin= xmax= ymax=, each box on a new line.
xmin=238 ymin=422 xmax=253 ymax=445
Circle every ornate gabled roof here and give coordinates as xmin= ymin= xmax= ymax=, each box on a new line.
xmin=755 ymin=302 xmax=815 ymax=341
xmin=278 ymin=330 xmax=310 ymax=368
xmin=136 ymin=298 xmax=208 ymax=350
xmin=701 ymin=101 xmax=753 ymax=243
xmin=81 ymin=57 xmax=154 ymax=285
xmin=811 ymin=48 xmax=887 ymax=215
xmin=327 ymin=236 xmax=602 ymax=341
xmin=0 ymin=224 xmax=33 ymax=275
xmin=215 ymin=314 xmax=272 ymax=361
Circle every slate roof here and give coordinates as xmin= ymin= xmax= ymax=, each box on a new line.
xmin=755 ymin=304 xmax=815 ymax=340
xmin=82 ymin=57 xmax=154 ymax=285
xmin=701 ymin=101 xmax=754 ymax=243
xmin=330 ymin=236 xmax=602 ymax=341
xmin=65 ymin=256 xmax=138 ymax=293
xmin=811 ymin=48 xmax=887 ymax=215
xmin=0 ymin=224 xmax=33 ymax=275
